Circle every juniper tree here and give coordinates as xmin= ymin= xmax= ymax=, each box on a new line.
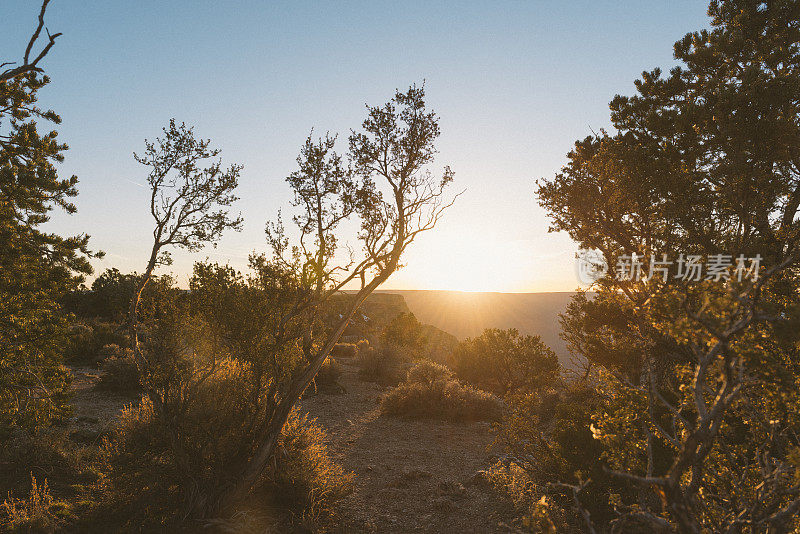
xmin=534 ymin=1 xmax=800 ymax=530
xmin=127 ymin=119 xmax=242 ymax=421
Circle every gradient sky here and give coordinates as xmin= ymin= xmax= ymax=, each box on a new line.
xmin=3 ymin=1 xmax=710 ymax=292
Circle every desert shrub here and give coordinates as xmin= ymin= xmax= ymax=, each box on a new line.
xmin=381 ymin=360 xmax=502 ymax=422
xmin=490 ymin=382 xmax=619 ymax=531
xmin=64 ymin=320 xmax=128 ymax=366
xmin=1 ymin=474 xmax=68 ymax=533
xmin=405 ymin=358 xmax=452 ymax=385
xmin=356 ymin=343 xmax=407 ymax=386
xmin=96 ymin=346 xmax=140 ymax=392
xmin=270 ymin=411 xmax=353 ymax=530
xmin=311 ymin=358 xmax=344 ymax=394
xmin=380 ymin=312 xmax=426 ymax=350
xmin=105 ymin=361 xmax=351 ymax=529
xmin=450 ymin=328 xmax=560 ymax=397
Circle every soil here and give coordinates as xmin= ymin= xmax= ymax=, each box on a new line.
xmin=67 ymin=360 xmax=517 ymax=533
xmin=300 ymin=358 xmax=517 ymax=533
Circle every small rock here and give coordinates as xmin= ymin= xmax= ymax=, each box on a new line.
xmin=437 ymin=480 xmax=467 ymax=498
xmin=469 ymin=469 xmax=492 ymax=488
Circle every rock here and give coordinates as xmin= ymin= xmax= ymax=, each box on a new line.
xmin=437 ymin=480 xmax=467 ymax=498
xmin=468 ymin=469 xmax=492 ymax=488
xmin=69 ymin=428 xmax=100 ymax=444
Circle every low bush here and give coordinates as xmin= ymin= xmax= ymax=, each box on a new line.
xmin=356 ymin=343 xmax=407 ymax=386
xmin=449 ymin=328 xmax=560 ymax=397
xmin=104 ymin=362 xmax=351 ymax=530
xmin=270 ymin=411 xmax=353 ymax=529
xmin=381 ymin=360 xmax=502 ymax=422
xmin=96 ymin=346 xmax=140 ymax=392
xmin=64 ymin=321 xmax=128 ymax=366
xmin=312 ymin=358 xmax=344 ymax=394
xmin=1 ymin=474 xmax=69 ymax=533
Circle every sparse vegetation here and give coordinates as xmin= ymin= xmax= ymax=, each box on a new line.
xmin=5 ymin=1 xmax=800 ymax=532
xmin=356 ymin=342 xmax=408 ymax=386
xmin=382 ymin=360 xmax=502 ymax=422
xmin=1 ymin=474 xmax=65 ymax=533
xmin=271 ymin=411 xmax=354 ymax=530
xmin=450 ymin=328 xmax=560 ymax=397
xmin=96 ymin=346 xmax=140 ymax=392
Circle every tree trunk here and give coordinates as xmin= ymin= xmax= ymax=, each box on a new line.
xmin=213 ymin=269 xmax=394 ymax=515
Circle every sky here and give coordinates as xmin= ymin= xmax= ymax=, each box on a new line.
xmin=3 ymin=1 xmax=711 ymax=292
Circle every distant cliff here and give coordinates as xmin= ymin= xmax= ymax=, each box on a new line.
xmin=377 ymin=290 xmax=578 ymax=366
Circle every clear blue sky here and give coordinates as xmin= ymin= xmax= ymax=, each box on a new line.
xmin=3 ymin=1 xmax=710 ymax=291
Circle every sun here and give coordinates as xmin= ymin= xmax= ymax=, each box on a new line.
xmin=391 ymin=233 xmax=528 ymax=293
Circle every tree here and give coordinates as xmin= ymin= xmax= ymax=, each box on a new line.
xmin=214 ymin=83 xmax=456 ymax=513
xmin=534 ymin=1 xmax=800 ymax=530
xmin=380 ymin=312 xmax=427 ymax=350
xmin=450 ymin=328 xmax=560 ymax=396
xmin=0 ymin=0 xmax=97 ymax=435
xmin=116 ymin=84 xmax=456 ymax=520
xmin=0 ymin=0 xmax=61 ymax=84
xmin=128 ymin=119 xmax=242 ymax=380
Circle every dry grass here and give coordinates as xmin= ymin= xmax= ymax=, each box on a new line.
xmin=1 ymin=474 xmax=66 ymax=533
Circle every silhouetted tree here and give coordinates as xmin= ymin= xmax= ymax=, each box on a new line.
xmin=534 ymin=1 xmax=800 ymax=530
xmin=215 ymin=83 xmax=456 ymax=513
xmin=127 ymin=120 xmax=242 ymax=452
xmin=0 ymin=1 xmax=97 ymax=435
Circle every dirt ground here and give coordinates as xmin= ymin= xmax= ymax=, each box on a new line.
xmin=67 ymin=360 xmax=517 ymax=533
xmin=300 ymin=359 xmax=517 ymax=533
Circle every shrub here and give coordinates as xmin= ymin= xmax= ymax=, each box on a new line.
xmin=1 ymin=474 xmax=66 ymax=533
xmin=380 ymin=312 xmax=426 ymax=350
xmin=64 ymin=321 xmax=128 ymax=366
xmin=356 ymin=343 xmax=407 ymax=386
xmin=490 ymin=383 xmax=617 ymax=530
xmin=381 ymin=360 xmax=502 ymax=422
xmin=96 ymin=346 xmax=140 ymax=392
xmin=104 ymin=362 xmax=351 ymax=529
xmin=405 ymin=358 xmax=452 ymax=385
xmin=312 ymin=358 xmax=344 ymax=394
xmin=271 ymin=411 xmax=353 ymax=529
xmin=450 ymin=328 xmax=560 ymax=397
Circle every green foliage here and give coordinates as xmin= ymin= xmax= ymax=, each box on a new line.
xmin=450 ymin=328 xmax=560 ymax=397
xmin=531 ymin=1 xmax=800 ymax=530
xmin=380 ymin=312 xmax=427 ymax=350
xmin=356 ymin=342 xmax=407 ymax=386
xmin=381 ymin=359 xmax=502 ymax=422
xmin=0 ymin=70 xmax=97 ymax=436
xmin=312 ymin=358 xmax=344 ymax=394
xmin=64 ymin=320 xmax=128 ymax=366
xmin=492 ymin=383 xmax=619 ymax=530
xmin=96 ymin=347 xmax=140 ymax=392
xmin=63 ymin=268 xmax=177 ymax=323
